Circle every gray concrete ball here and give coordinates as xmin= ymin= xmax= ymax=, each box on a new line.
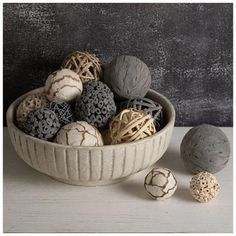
xmin=180 ymin=124 xmax=230 ymax=174
xmin=103 ymin=55 xmax=151 ymax=100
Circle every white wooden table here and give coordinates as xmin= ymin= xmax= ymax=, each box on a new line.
xmin=3 ymin=127 xmax=233 ymax=233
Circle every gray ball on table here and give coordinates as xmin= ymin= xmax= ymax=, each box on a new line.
xmin=180 ymin=124 xmax=230 ymax=174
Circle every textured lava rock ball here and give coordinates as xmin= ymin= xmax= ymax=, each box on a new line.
xmin=45 ymin=69 xmax=83 ymax=103
xmin=46 ymin=99 xmax=74 ymax=126
xmin=103 ymin=55 xmax=151 ymax=100
xmin=54 ymin=121 xmax=103 ymax=146
xmin=180 ymin=124 xmax=230 ymax=174
xmin=144 ymin=168 xmax=177 ymax=200
xmin=75 ymin=80 xmax=116 ymax=129
xmin=24 ymin=108 xmax=60 ymax=140
xmin=190 ymin=172 xmax=220 ymax=203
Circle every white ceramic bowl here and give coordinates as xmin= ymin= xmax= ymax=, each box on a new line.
xmin=7 ymin=87 xmax=175 ymax=186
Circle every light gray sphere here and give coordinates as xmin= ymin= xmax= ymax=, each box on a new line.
xmin=180 ymin=124 xmax=230 ymax=174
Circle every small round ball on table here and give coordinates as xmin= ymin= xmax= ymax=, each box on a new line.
xmin=61 ymin=51 xmax=103 ymax=83
xmin=24 ymin=108 xmax=60 ymax=140
xmin=54 ymin=121 xmax=104 ymax=146
xmin=46 ymin=99 xmax=74 ymax=126
xmin=190 ymin=171 xmax=220 ymax=203
xmin=144 ymin=168 xmax=177 ymax=200
xmin=16 ymin=92 xmax=49 ymax=129
xmin=75 ymin=80 xmax=116 ymax=129
xmin=103 ymin=55 xmax=151 ymax=100
xmin=109 ymin=108 xmax=156 ymax=144
xmin=180 ymin=124 xmax=230 ymax=174
xmin=45 ymin=69 xmax=83 ymax=103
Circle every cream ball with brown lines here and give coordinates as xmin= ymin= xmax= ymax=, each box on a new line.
xmin=45 ymin=69 xmax=83 ymax=103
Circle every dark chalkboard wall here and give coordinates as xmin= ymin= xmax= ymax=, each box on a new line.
xmin=3 ymin=3 xmax=233 ymax=126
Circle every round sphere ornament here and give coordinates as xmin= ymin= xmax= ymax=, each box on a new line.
xmin=103 ymin=55 xmax=151 ymax=99
xmin=190 ymin=172 xmax=220 ymax=203
xmin=61 ymin=51 xmax=103 ymax=83
xmin=54 ymin=121 xmax=104 ymax=147
xmin=109 ymin=108 xmax=156 ymax=144
xmin=75 ymin=80 xmax=116 ymax=129
xmin=24 ymin=108 xmax=60 ymax=140
xmin=45 ymin=69 xmax=83 ymax=103
xmin=144 ymin=168 xmax=177 ymax=200
xmin=180 ymin=124 xmax=230 ymax=174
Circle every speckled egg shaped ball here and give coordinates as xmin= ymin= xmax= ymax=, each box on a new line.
xmin=75 ymin=80 xmax=116 ymax=129
xmin=45 ymin=69 xmax=83 ymax=103
xmin=54 ymin=121 xmax=104 ymax=146
xmin=24 ymin=108 xmax=60 ymax=140
xmin=16 ymin=92 xmax=49 ymax=129
xmin=103 ymin=55 xmax=151 ymax=99
xmin=180 ymin=124 xmax=230 ymax=174
xmin=144 ymin=168 xmax=177 ymax=200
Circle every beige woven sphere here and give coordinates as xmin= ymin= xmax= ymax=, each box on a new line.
xmin=61 ymin=51 xmax=103 ymax=83
xmin=16 ymin=92 xmax=48 ymax=128
xmin=109 ymin=108 xmax=156 ymax=144
xmin=190 ymin=172 xmax=220 ymax=203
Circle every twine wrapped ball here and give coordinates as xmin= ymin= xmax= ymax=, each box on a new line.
xmin=46 ymin=99 xmax=74 ymax=126
xmin=16 ymin=92 xmax=49 ymax=129
xmin=103 ymin=55 xmax=151 ymax=100
xmin=45 ymin=69 xmax=83 ymax=103
xmin=61 ymin=51 xmax=103 ymax=83
xmin=118 ymin=98 xmax=164 ymax=130
xmin=75 ymin=80 xmax=116 ymax=129
xmin=190 ymin=172 xmax=220 ymax=203
xmin=109 ymin=108 xmax=156 ymax=144
xmin=24 ymin=108 xmax=60 ymax=140
xmin=54 ymin=121 xmax=104 ymax=146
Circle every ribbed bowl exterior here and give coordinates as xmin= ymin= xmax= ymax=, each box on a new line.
xmin=7 ymin=88 xmax=175 ymax=186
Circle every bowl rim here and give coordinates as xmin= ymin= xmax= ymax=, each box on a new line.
xmin=6 ymin=87 xmax=175 ymax=150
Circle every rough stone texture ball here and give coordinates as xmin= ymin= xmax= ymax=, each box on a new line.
xmin=46 ymin=99 xmax=74 ymax=126
xmin=54 ymin=121 xmax=104 ymax=146
xmin=118 ymin=98 xmax=164 ymax=130
xmin=144 ymin=168 xmax=177 ymax=200
xmin=180 ymin=124 xmax=230 ymax=174
xmin=16 ymin=92 xmax=49 ymax=129
xmin=45 ymin=68 xmax=83 ymax=103
xmin=103 ymin=55 xmax=151 ymax=100
xmin=190 ymin=172 xmax=220 ymax=203
xmin=24 ymin=108 xmax=60 ymax=140
xmin=75 ymin=80 xmax=116 ymax=129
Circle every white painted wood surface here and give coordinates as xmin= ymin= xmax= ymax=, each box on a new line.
xmin=3 ymin=127 xmax=233 ymax=233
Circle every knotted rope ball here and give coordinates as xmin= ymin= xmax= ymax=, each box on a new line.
xmin=109 ymin=108 xmax=156 ymax=144
xmin=61 ymin=51 xmax=103 ymax=83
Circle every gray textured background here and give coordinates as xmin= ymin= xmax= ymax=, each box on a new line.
xmin=3 ymin=3 xmax=233 ymax=126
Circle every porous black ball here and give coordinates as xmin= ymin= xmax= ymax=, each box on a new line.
xmin=24 ymin=108 xmax=60 ymax=140
xmin=46 ymin=99 xmax=74 ymax=126
xmin=75 ymin=81 xmax=116 ymax=129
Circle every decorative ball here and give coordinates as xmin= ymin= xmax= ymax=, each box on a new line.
xmin=190 ymin=172 xmax=220 ymax=203
xmin=16 ymin=92 xmax=49 ymax=129
xmin=46 ymin=99 xmax=74 ymax=126
xmin=109 ymin=108 xmax=156 ymax=144
xmin=75 ymin=80 xmax=116 ymax=129
xmin=24 ymin=108 xmax=60 ymax=140
xmin=61 ymin=51 xmax=103 ymax=83
xmin=118 ymin=98 xmax=164 ymax=130
xmin=103 ymin=55 xmax=151 ymax=99
xmin=144 ymin=168 xmax=177 ymax=200
xmin=180 ymin=124 xmax=230 ymax=174
xmin=54 ymin=121 xmax=104 ymax=146
xmin=45 ymin=69 xmax=83 ymax=103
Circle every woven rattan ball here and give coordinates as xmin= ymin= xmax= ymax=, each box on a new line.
xmin=75 ymin=80 xmax=116 ymax=129
xmin=118 ymin=98 xmax=164 ymax=130
xmin=109 ymin=108 xmax=156 ymax=144
xmin=61 ymin=51 xmax=103 ymax=83
xmin=24 ymin=108 xmax=60 ymax=140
